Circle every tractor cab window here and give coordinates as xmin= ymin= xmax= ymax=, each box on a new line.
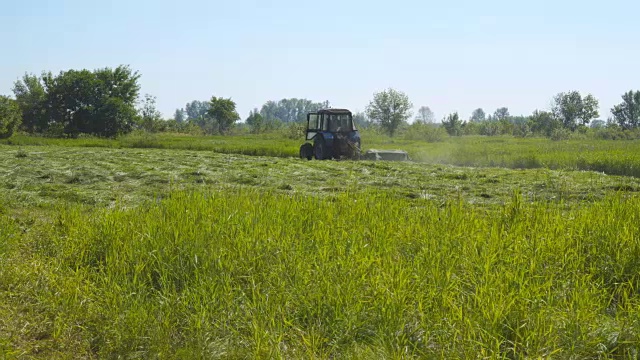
xmin=328 ymin=114 xmax=353 ymax=132
xmin=308 ymin=113 xmax=319 ymax=130
xmin=307 ymin=113 xmax=319 ymax=140
xmin=321 ymin=114 xmax=330 ymax=131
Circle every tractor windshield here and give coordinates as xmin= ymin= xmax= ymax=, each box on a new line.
xmin=328 ymin=114 xmax=353 ymax=132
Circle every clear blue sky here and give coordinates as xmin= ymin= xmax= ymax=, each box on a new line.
xmin=2 ymin=0 xmax=639 ymax=121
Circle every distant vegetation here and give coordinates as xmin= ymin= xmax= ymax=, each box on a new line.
xmin=0 ymin=95 xmax=21 ymax=138
xmin=2 ymin=64 xmax=640 ymax=141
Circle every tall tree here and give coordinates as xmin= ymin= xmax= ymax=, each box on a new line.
xmin=31 ymin=65 xmax=141 ymax=137
xmin=12 ymin=73 xmax=47 ymax=132
xmin=611 ymin=90 xmax=640 ymax=129
xmin=174 ymin=108 xmax=186 ymax=123
xmin=185 ymin=100 xmax=210 ymax=121
xmin=208 ymin=97 xmax=240 ymax=134
xmin=528 ymin=110 xmax=560 ymax=137
xmin=582 ymin=94 xmax=599 ymax=126
xmin=415 ymin=106 xmax=435 ymax=123
xmin=493 ymin=107 xmax=510 ymax=121
xmin=442 ymin=112 xmax=463 ymax=136
xmin=139 ymin=94 xmax=163 ymax=132
xmin=470 ymin=108 xmax=486 ymax=122
xmin=0 ymin=95 xmax=22 ymax=139
xmin=245 ymin=108 xmax=264 ymax=134
xmin=552 ymin=91 xmax=599 ymax=131
xmin=365 ymin=88 xmax=413 ymax=137
xmin=259 ymin=98 xmax=329 ymax=123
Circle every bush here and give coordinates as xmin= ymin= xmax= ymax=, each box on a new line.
xmin=461 ymin=121 xmax=481 ymax=136
xmin=280 ymin=122 xmax=306 ymax=140
xmin=0 ymin=96 xmax=22 ymax=139
xmin=479 ymin=121 xmax=501 ymax=136
xmin=592 ymin=127 xmax=640 ymax=140
xmin=43 ymin=122 xmax=67 ymax=138
xmin=513 ymin=123 xmax=532 ymax=138
xmin=403 ymin=122 xmax=446 ymax=142
xmin=118 ymin=130 xmax=164 ymax=148
xmin=550 ymin=128 xmax=571 ymax=141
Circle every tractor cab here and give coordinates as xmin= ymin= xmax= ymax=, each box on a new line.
xmin=299 ymin=108 xmax=361 ymax=160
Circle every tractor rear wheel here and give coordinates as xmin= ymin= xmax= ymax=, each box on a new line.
xmin=299 ymin=143 xmax=313 ymax=160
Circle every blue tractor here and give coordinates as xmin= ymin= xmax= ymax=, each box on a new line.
xmin=299 ymin=108 xmax=361 ymax=160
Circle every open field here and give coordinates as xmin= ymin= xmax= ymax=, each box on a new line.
xmin=2 ymin=141 xmax=640 ymax=358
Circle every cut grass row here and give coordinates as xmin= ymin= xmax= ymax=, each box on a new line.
xmin=4 ymin=132 xmax=640 ymax=177
xmin=2 ymin=188 xmax=640 ymax=358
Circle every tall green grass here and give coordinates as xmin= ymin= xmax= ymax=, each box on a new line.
xmin=4 ymin=188 xmax=640 ymax=358
xmin=1 ymin=132 xmax=300 ymax=158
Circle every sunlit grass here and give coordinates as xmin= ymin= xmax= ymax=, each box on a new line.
xmin=2 ymin=188 xmax=640 ymax=358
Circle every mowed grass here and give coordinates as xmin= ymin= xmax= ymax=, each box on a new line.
xmin=2 ymin=144 xmax=640 ymax=358
xmin=2 ymin=145 xmax=640 ymax=210
xmin=5 ymin=132 xmax=640 ymax=177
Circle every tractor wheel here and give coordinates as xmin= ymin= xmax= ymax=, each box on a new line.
xmin=299 ymin=143 xmax=313 ymax=160
xmin=314 ymin=137 xmax=330 ymax=160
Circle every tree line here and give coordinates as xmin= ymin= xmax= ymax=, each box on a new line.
xmin=0 ymin=65 xmax=241 ymax=138
xmin=362 ymin=88 xmax=640 ymax=139
xmin=237 ymin=88 xmax=640 ymax=139
xmin=2 ymin=65 xmax=640 ymax=140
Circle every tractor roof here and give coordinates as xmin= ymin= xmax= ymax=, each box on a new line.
xmin=315 ymin=108 xmax=352 ymax=115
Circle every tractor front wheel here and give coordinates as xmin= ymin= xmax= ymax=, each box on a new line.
xmin=299 ymin=143 xmax=313 ymax=160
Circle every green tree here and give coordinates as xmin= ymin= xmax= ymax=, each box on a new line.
xmin=365 ymin=88 xmax=413 ymax=137
xmin=0 ymin=96 xmax=22 ymax=138
xmin=174 ymin=108 xmax=186 ymax=123
xmin=98 ymin=97 xmax=139 ymax=137
xmin=415 ymin=106 xmax=435 ymax=123
xmin=611 ymin=90 xmax=640 ymax=130
xmin=92 ymin=66 xmax=141 ymax=136
xmin=139 ymin=94 xmax=163 ymax=132
xmin=493 ymin=107 xmax=510 ymax=121
xmin=12 ymin=73 xmax=47 ymax=132
xmin=41 ymin=69 xmax=96 ymax=135
xmin=470 ymin=108 xmax=486 ymax=122
xmin=259 ymin=98 xmax=329 ymax=123
xmin=528 ymin=110 xmax=561 ymax=137
xmin=552 ymin=91 xmax=599 ymax=131
xmin=208 ymin=97 xmax=240 ymax=135
xmin=442 ymin=112 xmax=463 ymax=136
xmin=185 ymin=101 xmax=210 ymax=121
xmin=492 ymin=107 xmax=513 ymax=134
xmin=245 ymin=108 xmax=264 ymax=134
xmin=16 ymin=65 xmax=141 ymax=137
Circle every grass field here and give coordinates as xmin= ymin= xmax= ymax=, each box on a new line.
xmin=2 ymin=137 xmax=640 ymax=358
xmin=4 ymin=132 xmax=640 ymax=177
